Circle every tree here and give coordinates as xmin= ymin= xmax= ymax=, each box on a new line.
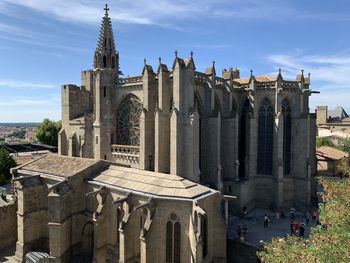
xmin=335 ymin=138 xmax=350 ymax=153
xmin=258 ymin=177 xmax=350 ymax=263
xmin=316 ymin=136 xmax=335 ymax=148
xmin=0 ymin=147 xmax=16 ymax=185
xmin=35 ymin=119 xmax=62 ymax=146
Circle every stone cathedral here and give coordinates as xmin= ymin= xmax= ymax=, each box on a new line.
xmin=59 ymin=6 xmax=316 ymax=213
xmin=10 ymin=5 xmax=318 ymax=263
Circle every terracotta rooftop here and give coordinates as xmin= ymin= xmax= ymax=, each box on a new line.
xmin=13 ymin=153 xmax=47 ymax=166
xmin=233 ymin=76 xmax=277 ymax=85
xmin=91 ymin=165 xmax=213 ymax=199
xmin=316 ymin=146 xmax=348 ymax=161
xmin=18 ymin=153 xmax=98 ymax=177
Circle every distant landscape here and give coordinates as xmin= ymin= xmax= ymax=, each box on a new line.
xmin=0 ymin=123 xmax=39 ymax=144
xmin=0 ymin=123 xmax=40 ymax=127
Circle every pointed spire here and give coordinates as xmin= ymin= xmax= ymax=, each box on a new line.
xmin=94 ymin=4 xmax=118 ymax=69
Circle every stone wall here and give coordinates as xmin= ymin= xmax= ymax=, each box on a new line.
xmin=0 ymin=201 xmax=17 ymax=250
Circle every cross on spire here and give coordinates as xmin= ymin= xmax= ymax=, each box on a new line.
xmin=104 ymin=3 xmax=109 ymax=15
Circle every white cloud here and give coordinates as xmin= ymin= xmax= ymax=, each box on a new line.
xmin=0 ymin=79 xmax=56 ymax=89
xmin=2 ymin=0 xmax=211 ymax=25
xmin=267 ymin=50 xmax=350 ymax=112
xmin=2 ymin=0 xmax=345 ymax=26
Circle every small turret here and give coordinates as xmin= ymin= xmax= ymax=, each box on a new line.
xmin=94 ymin=4 xmax=119 ymax=71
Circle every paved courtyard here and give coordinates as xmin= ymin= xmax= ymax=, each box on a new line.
xmin=227 ymin=208 xmax=319 ymax=247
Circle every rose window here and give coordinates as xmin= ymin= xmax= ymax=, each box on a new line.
xmin=116 ymin=95 xmax=142 ymax=145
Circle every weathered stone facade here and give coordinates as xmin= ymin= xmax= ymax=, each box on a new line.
xmin=12 ymin=154 xmax=226 ymax=262
xmin=59 ymin=6 xmax=317 ymax=214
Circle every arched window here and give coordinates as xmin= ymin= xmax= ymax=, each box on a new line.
xmin=238 ymin=99 xmax=251 ymax=179
xmin=82 ymin=222 xmax=94 ymax=260
xmin=116 ymin=95 xmax=143 ymax=145
xmin=103 ymin=55 xmax=107 ymax=68
xmin=257 ymin=98 xmax=274 ymax=175
xmin=166 ymin=213 xmax=181 ymax=263
xmin=282 ymin=99 xmax=292 ymax=175
xmin=112 ymin=56 xmax=115 ymax=68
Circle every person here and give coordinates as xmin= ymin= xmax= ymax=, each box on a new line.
xmin=264 ymin=214 xmax=270 ymax=228
xmin=290 ymin=221 xmax=294 ymax=235
xmin=294 ymin=221 xmax=300 ymax=236
xmin=242 ymin=224 xmax=248 ymax=241
xmin=312 ymin=210 xmax=317 ymax=221
xmin=306 ymin=211 xmax=311 ymax=225
xmin=300 ymin=223 xmax=305 ymax=238
xmin=236 ymin=225 xmax=242 ymax=240
xmin=276 ymin=211 xmax=280 ymax=224
xmin=290 ymin=208 xmax=295 ymax=220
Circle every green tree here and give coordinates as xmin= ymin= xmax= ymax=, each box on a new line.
xmin=316 ymin=136 xmax=335 ymax=148
xmin=0 ymin=147 xmax=16 ymax=185
xmin=258 ymin=177 xmax=350 ymax=263
xmin=335 ymin=138 xmax=350 ymax=153
xmin=35 ymin=119 xmax=62 ymax=146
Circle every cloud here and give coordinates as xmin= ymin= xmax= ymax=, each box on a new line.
xmin=2 ymin=0 xmax=211 ymax=25
xmin=267 ymin=50 xmax=350 ymax=112
xmin=2 ymin=0 xmax=345 ymax=27
xmin=0 ymin=79 xmax=56 ymax=89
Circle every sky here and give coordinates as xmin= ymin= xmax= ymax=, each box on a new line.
xmin=0 ymin=0 xmax=349 ymax=122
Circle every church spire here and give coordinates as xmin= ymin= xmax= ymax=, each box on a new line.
xmin=94 ymin=4 xmax=119 ymax=70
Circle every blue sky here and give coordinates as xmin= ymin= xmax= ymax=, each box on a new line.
xmin=0 ymin=0 xmax=349 ymax=122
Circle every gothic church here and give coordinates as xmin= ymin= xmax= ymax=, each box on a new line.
xmin=59 ymin=5 xmax=317 ymax=213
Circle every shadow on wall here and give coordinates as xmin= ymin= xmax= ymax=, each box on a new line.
xmin=227 ymin=239 xmax=262 ymax=263
xmin=0 ymin=201 xmax=17 ymax=251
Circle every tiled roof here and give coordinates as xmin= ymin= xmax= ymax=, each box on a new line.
xmin=327 ymin=106 xmax=349 ymax=122
xmin=233 ymin=76 xmax=277 ymax=85
xmin=91 ymin=165 xmax=213 ymax=199
xmin=13 ymin=153 xmax=47 ymax=166
xmin=316 ymin=146 xmax=348 ymax=161
xmin=18 ymin=153 xmax=98 ymax=177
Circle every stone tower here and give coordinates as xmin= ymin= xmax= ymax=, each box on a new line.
xmin=92 ymin=4 xmax=119 ymax=160
xmin=316 ymin=105 xmax=328 ymax=125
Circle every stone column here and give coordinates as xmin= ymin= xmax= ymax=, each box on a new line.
xmin=14 ymin=175 xmax=47 ymax=262
xmin=276 ymin=113 xmax=284 ymax=210
xmin=154 ymin=64 xmax=171 ymax=173
xmin=140 ymin=64 xmax=156 ymax=171
xmin=47 ymin=181 xmax=72 ymax=263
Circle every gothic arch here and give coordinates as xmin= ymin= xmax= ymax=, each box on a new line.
xmin=116 ymin=94 xmax=143 ymax=145
xmin=165 ymin=212 xmax=181 ymax=263
xmin=257 ymin=97 xmax=274 ymax=175
xmin=82 ymin=222 xmax=94 ymax=260
xmin=238 ymin=98 xmax=252 ymax=179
